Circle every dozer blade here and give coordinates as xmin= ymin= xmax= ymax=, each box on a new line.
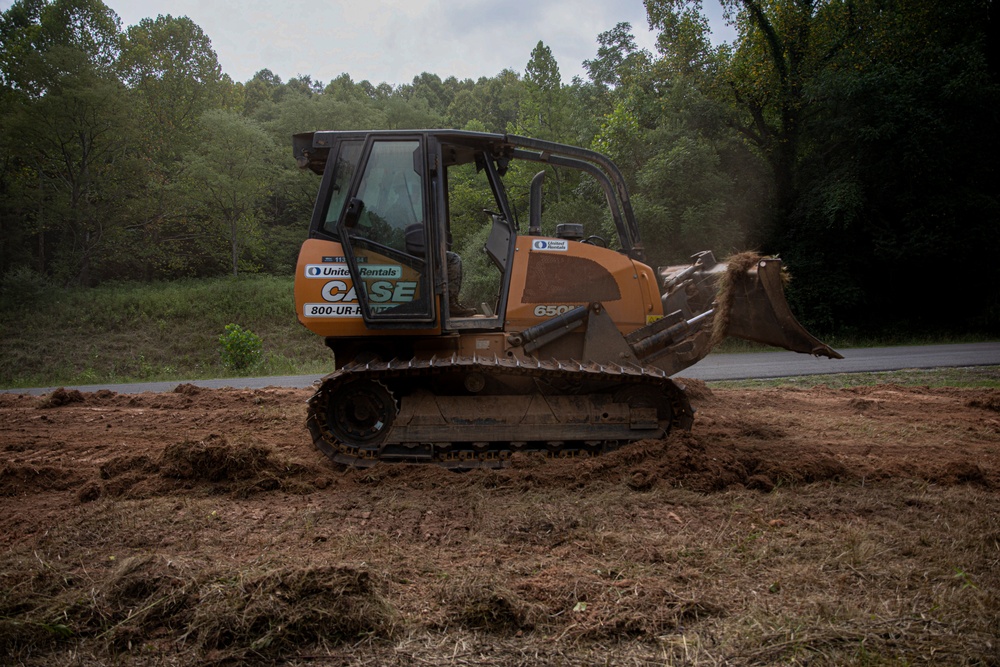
xmin=715 ymin=254 xmax=843 ymax=359
xmin=649 ymin=251 xmax=842 ymax=375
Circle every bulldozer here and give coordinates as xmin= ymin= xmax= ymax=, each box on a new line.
xmin=292 ymin=130 xmax=841 ymax=469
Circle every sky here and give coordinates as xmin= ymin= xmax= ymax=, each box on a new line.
xmin=1 ymin=0 xmax=736 ymax=87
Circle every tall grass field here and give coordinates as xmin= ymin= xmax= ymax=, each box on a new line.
xmin=0 ymin=276 xmax=331 ymax=389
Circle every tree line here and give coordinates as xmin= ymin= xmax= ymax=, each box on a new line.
xmin=1 ymin=0 xmax=997 ymax=335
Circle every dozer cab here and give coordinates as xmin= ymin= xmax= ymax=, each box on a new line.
xmin=292 ymin=130 xmax=840 ymax=468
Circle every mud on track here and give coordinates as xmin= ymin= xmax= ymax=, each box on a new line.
xmin=1 ymin=382 xmax=998 ymax=665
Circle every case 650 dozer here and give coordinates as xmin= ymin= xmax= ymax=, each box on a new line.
xmin=293 ymin=129 xmax=841 ymax=469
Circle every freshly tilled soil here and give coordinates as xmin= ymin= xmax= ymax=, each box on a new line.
xmin=1 ymin=382 xmax=998 ymax=665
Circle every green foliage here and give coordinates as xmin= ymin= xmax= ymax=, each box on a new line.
xmin=521 ymin=41 xmax=567 ymax=141
xmin=0 ymin=276 xmax=330 ymax=388
xmin=584 ymin=22 xmax=645 ymax=91
xmin=0 ymin=0 xmax=997 ymax=338
xmin=218 ymin=323 xmax=263 ymax=372
xmin=455 ymin=223 xmax=500 ymax=309
xmin=634 ymin=132 xmax=741 ymax=264
xmin=775 ymin=0 xmax=1000 ymax=332
xmin=177 ymin=110 xmax=282 ymax=277
xmin=118 ymin=14 xmax=224 ymax=131
xmin=611 ymin=0 xmax=998 ymax=334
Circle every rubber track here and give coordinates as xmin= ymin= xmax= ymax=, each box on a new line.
xmin=306 ymin=353 xmax=694 ymax=469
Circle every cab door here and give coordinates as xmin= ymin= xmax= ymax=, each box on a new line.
xmin=337 ymin=136 xmax=438 ymax=327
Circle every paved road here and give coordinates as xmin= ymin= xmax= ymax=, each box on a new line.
xmin=680 ymin=341 xmax=1000 ymax=381
xmin=3 ymin=342 xmax=998 ymax=396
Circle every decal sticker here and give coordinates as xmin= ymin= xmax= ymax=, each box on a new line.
xmin=304 ymin=263 xmax=401 ymax=279
xmin=306 ymin=264 xmax=349 ymax=278
xmin=303 ymin=303 xmax=362 ymax=318
xmin=531 ymin=239 xmax=569 ymax=252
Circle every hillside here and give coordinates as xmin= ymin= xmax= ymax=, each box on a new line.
xmin=0 ymin=276 xmax=330 ymax=389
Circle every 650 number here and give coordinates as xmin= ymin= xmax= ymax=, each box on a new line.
xmin=533 ymin=304 xmax=573 ymax=317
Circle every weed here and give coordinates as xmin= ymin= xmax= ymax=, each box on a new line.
xmin=953 ymin=567 xmax=979 ymax=590
xmin=218 ymin=324 xmax=263 ymax=371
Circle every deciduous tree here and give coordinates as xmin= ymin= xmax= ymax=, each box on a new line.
xmin=176 ymin=110 xmax=280 ymax=276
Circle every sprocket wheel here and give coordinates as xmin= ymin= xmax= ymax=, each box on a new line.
xmin=326 ymin=379 xmax=397 ymax=446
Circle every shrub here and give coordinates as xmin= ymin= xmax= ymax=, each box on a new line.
xmin=218 ymin=323 xmax=263 ymax=371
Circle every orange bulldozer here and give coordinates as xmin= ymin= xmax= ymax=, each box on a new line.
xmin=292 ymin=130 xmax=841 ymax=468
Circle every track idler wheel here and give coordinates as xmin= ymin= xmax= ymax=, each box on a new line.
xmin=326 ymin=379 xmax=397 ymax=446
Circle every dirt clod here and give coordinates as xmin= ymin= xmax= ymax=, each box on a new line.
xmin=37 ymin=387 xmax=84 ymax=408
xmin=966 ymin=391 xmax=1000 ymax=412
xmin=160 ymin=435 xmax=270 ymax=482
xmin=173 ymin=383 xmax=202 ymax=396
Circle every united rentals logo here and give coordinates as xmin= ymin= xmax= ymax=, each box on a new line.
xmin=304 ymin=264 xmax=401 ymax=279
xmin=531 ymin=239 xmax=568 ymax=252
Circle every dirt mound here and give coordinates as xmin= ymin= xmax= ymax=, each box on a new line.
xmin=191 ymin=565 xmax=394 ymax=657
xmin=966 ymin=389 xmax=1000 ymax=412
xmin=434 ymin=574 xmax=539 ymax=634
xmin=74 ymin=436 xmax=322 ymax=503
xmin=0 ymin=464 xmax=81 ymax=496
xmin=349 ymin=460 xmax=459 ymax=489
xmin=676 ymin=377 xmax=714 ymax=402
xmin=157 ymin=435 xmax=319 ymax=498
xmin=161 ymin=434 xmax=272 ymax=482
xmin=930 ymin=460 xmax=992 ymax=487
xmin=37 ymin=387 xmax=84 ymax=408
xmin=173 ymin=383 xmax=202 ymax=396
xmin=492 ymin=433 xmax=847 ymax=494
xmin=0 ymin=554 xmax=392 ymax=662
xmin=518 ymin=572 xmax=723 ymax=640
xmin=100 ymin=454 xmax=159 ymax=480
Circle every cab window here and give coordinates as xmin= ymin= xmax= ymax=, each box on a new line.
xmin=340 ymin=139 xmax=433 ymax=322
xmin=322 ymin=140 xmax=363 ymax=235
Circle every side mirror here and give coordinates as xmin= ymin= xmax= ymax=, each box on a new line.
xmin=343 ymin=198 xmax=364 ymax=229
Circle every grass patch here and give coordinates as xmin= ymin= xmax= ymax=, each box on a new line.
xmin=0 ymin=275 xmax=331 ymax=388
xmin=709 ymin=365 xmax=1000 ymax=389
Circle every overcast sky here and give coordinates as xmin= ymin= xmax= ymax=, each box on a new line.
xmin=2 ymin=0 xmax=735 ymax=86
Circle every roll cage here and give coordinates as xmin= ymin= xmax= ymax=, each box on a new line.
xmin=293 ymin=129 xmax=647 ymax=263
